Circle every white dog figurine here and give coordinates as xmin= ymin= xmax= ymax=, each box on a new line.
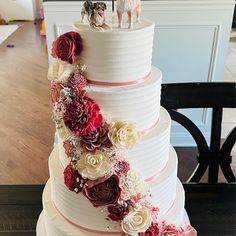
xmin=117 ymin=0 xmax=141 ymax=28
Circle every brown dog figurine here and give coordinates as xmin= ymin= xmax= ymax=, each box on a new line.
xmin=117 ymin=0 xmax=141 ymax=28
xmin=90 ymin=2 xmax=112 ymax=31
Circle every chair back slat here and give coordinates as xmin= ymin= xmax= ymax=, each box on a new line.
xmin=161 ymin=82 xmax=236 ymax=183
xmin=161 ymin=82 xmax=236 ymax=109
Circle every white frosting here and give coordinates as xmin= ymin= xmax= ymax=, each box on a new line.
xmin=58 ymin=107 xmax=170 ymax=181
xmin=149 ymin=146 xmax=178 ymax=214
xmin=73 ymin=20 xmax=155 ymax=83
xmin=48 ymin=143 xmax=177 ymax=233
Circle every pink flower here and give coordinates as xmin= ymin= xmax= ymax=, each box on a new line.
xmin=51 ymin=82 xmax=63 ymax=103
xmin=63 ymin=163 xmax=86 ymax=193
xmin=80 ymin=123 xmax=112 ymax=152
xmin=107 ymin=204 xmax=129 ymax=221
xmin=51 ymin=31 xmax=83 ymax=64
xmin=63 ymin=140 xmax=75 ymax=158
xmin=64 ymin=97 xmax=103 ymax=136
xmin=139 ymin=222 xmax=160 ymax=236
xmin=67 ymin=71 xmax=87 ymax=95
xmin=183 ymin=225 xmax=197 ymax=236
xmin=160 ymin=224 xmax=183 ymax=236
xmin=83 ymin=175 xmax=121 ymax=207
xmin=114 ymin=160 xmax=130 ymax=176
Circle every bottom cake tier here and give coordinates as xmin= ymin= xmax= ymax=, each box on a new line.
xmin=37 ymin=178 xmax=189 ymax=236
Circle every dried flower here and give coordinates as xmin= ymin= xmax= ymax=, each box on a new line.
xmin=64 ymin=97 xmax=103 ymax=136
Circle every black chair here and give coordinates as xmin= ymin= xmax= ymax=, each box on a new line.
xmin=161 ymin=82 xmax=236 ymax=184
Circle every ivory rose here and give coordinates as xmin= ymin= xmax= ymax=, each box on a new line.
xmin=76 ymin=151 xmax=112 ymax=180
xmin=108 ymin=121 xmax=140 ymax=149
xmin=121 ymin=207 xmax=152 ymax=235
xmin=47 ymin=59 xmax=75 ymax=82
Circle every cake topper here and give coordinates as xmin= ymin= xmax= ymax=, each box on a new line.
xmin=81 ymin=0 xmax=94 ymax=23
xmin=117 ymin=0 xmax=141 ymax=28
xmin=81 ymin=0 xmax=112 ymax=31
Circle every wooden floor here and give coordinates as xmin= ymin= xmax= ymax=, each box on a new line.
xmin=0 ymin=21 xmax=231 ymax=184
xmin=0 ymin=21 xmax=54 ymax=184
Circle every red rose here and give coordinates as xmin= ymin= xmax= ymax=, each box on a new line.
xmin=139 ymin=223 xmax=160 ymax=236
xmin=107 ymin=204 xmax=129 ymax=221
xmin=80 ymin=123 xmax=112 ymax=152
xmin=67 ymin=71 xmax=87 ymax=95
xmin=51 ymin=82 xmax=63 ymax=103
xmin=63 ymin=140 xmax=75 ymax=158
xmin=114 ymin=160 xmax=130 ymax=176
xmin=83 ymin=175 xmax=121 ymax=207
xmin=51 ymin=31 xmax=83 ymax=64
xmin=64 ymin=96 xmax=103 ymax=136
xmin=64 ymin=164 xmax=86 ymax=193
xmin=160 ymin=224 xmax=183 ymax=236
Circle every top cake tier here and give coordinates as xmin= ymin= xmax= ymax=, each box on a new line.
xmin=73 ymin=20 xmax=155 ymax=84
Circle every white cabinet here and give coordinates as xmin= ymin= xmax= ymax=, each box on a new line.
xmin=43 ymin=0 xmax=235 ymax=146
xmin=0 ymin=0 xmax=37 ymax=20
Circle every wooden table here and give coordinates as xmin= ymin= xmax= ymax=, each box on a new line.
xmin=0 ymin=184 xmax=235 ymax=236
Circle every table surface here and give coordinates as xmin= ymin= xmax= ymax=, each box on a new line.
xmin=0 ymin=184 xmax=235 ymax=236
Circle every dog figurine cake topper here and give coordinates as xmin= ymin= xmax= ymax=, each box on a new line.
xmin=117 ymin=0 xmax=141 ymax=28
xmin=81 ymin=0 xmax=111 ymax=31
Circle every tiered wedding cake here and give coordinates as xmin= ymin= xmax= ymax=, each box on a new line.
xmin=36 ymin=19 xmax=197 ymax=236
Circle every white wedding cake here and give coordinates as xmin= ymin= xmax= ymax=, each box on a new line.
xmin=36 ymin=18 xmax=197 ymax=236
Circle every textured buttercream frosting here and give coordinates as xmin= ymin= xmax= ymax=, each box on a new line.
xmin=48 ymin=143 xmax=178 ymax=233
xmin=42 ymin=178 xmax=186 ymax=236
xmin=58 ymin=107 xmax=171 ymax=181
xmin=73 ymin=20 xmax=154 ymax=84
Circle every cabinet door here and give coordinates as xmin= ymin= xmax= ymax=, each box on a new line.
xmin=141 ymin=2 xmax=234 ymax=146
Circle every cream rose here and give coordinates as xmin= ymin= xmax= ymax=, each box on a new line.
xmin=108 ymin=121 xmax=140 ymax=149
xmin=76 ymin=151 xmax=112 ymax=180
xmin=48 ymin=59 xmax=75 ymax=82
xmin=120 ymin=169 xmax=148 ymax=200
xmin=56 ymin=119 xmax=72 ymax=140
xmin=121 ymin=207 xmax=152 ymax=234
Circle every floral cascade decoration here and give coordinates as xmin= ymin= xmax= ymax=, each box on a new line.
xmin=48 ymin=31 xmax=197 ymax=236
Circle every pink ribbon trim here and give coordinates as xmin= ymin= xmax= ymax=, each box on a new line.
xmin=53 ymin=201 xmax=122 ymax=235
xmin=87 ymin=71 xmax=151 ymax=86
xmin=140 ymin=118 xmax=160 ymax=136
xmin=144 ymin=159 xmax=169 ymax=183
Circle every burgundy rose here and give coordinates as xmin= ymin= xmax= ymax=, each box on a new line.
xmin=51 ymin=31 xmax=83 ymax=64
xmin=63 ymin=140 xmax=75 ymax=158
xmin=64 ymin=163 xmax=86 ymax=193
xmin=114 ymin=161 xmax=130 ymax=176
xmin=64 ymin=96 xmax=103 ymax=136
xmin=51 ymin=82 xmax=63 ymax=103
xmin=139 ymin=223 xmax=160 ymax=236
xmin=68 ymin=71 xmax=87 ymax=95
xmin=107 ymin=204 xmax=129 ymax=221
xmin=160 ymin=224 xmax=183 ymax=236
xmin=83 ymin=175 xmax=121 ymax=207
xmin=80 ymin=123 xmax=112 ymax=152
